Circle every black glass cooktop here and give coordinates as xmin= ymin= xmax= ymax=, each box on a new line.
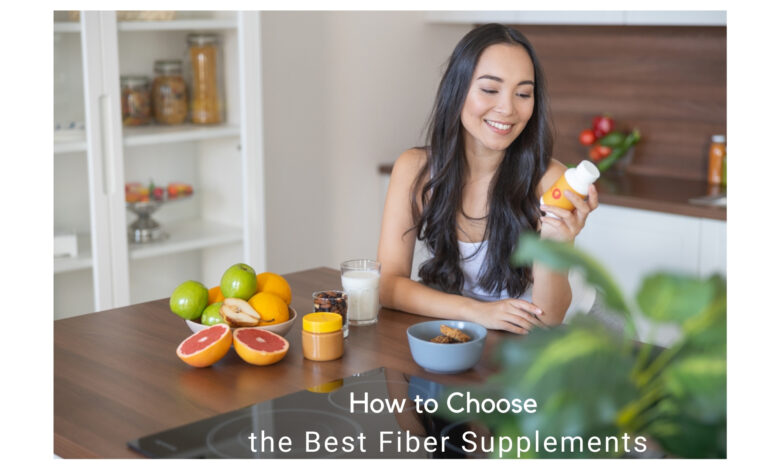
xmin=128 ymin=367 xmax=487 ymax=459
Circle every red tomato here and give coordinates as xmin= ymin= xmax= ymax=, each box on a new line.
xmin=596 ymin=145 xmax=612 ymax=158
xmin=589 ymin=145 xmax=604 ymax=161
xmin=578 ymin=129 xmax=596 ymax=146
xmin=592 ymin=115 xmax=615 ymax=138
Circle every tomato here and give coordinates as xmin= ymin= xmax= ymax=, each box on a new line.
xmin=578 ymin=129 xmax=596 ymax=146
xmin=589 ymin=145 xmax=604 ymax=161
xmin=596 ymin=145 xmax=612 ymax=158
xmin=592 ymin=115 xmax=615 ymax=138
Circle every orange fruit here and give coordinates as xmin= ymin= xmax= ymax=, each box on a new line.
xmin=208 ymin=285 xmax=225 ymax=305
xmin=256 ymin=272 xmax=292 ymax=305
xmin=248 ymin=292 xmax=289 ymax=325
xmin=176 ymin=324 xmax=232 ymax=368
xmin=233 ymin=327 xmax=289 ymax=366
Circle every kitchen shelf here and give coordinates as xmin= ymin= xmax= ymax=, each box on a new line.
xmin=54 ymin=135 xmax=88 ymax=154
xmin=53 ymin=22 xmax=81 ymax=33
xmin=123 ymin=124 xmax=241 ymax=147
xmin=118 ymin=19 xmax=237 ymax=32
xmin=54 ymin=18 xmax=238 ymax=34
xmin=128 ymin=218 xmax=243 ymax=260
xmin=54 ymin=124 xmax=241 ymax=153
xmin=54 ymin=219 xmax=243 ymax=273
xmin=54 ymin=234 xmax=93 ymax=274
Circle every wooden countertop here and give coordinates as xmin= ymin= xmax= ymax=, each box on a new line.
xmin=378 ymin=164 xmax=726 ymax=221
xmin=54 ymin=267 xmax=513 ymax=458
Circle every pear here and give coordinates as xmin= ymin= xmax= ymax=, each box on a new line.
xmin=219 ymin=298 xmax=261 ymax=327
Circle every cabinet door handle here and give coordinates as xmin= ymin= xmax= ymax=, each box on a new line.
xmin=98 ymin=93 xmax=116 ymax=196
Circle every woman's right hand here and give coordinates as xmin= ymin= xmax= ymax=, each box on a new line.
xmin=472 ymin=298 xmax=547 ymax=334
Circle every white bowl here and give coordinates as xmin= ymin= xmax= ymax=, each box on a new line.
xmin=185 ymin=306 xmax=297 ymax=337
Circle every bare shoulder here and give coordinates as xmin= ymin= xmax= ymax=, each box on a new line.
xmin=392 ymin=147 xmax=428 ymax=180
xmin=536 ymin=158 xmax=567 ymax=197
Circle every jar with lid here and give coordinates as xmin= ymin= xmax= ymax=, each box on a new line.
xmin=120 ymin=76 xmax=151 ymax=126
xmin=152 ymin=60 xmax=188 ymax=125
xmin=301 ymin=312 xmax=344 ymax=361
xmin=707 ymin=135 xmax=726 ymax=185
xmin=186 ymin=34 xmax=224 ymax=124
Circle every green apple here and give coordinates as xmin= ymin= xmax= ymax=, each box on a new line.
xmin=170 ymin=280 xmax=209 ymax=320
xmin=220 ymin=263 xmax=258 ymax=300
xmin=201 ymin=302 xmax=225 ymax=326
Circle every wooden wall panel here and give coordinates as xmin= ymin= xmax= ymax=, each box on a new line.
xmin=513 ymin=25 xmax=726 ymax=181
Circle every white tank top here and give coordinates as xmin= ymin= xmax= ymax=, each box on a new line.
xmin=426 ymin=164 xmax=532 ymax=302
xmin=457 ymin=240 xmax=533 ymax=302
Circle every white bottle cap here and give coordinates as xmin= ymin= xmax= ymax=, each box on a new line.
xmin=712 ymin=135 xmax=725 ymax=143
xmin=574 ymin=160 xmax=600 ymax=186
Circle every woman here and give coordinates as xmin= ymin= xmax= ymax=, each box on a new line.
xmin=377 ymin=24 xmax=598 ymax=334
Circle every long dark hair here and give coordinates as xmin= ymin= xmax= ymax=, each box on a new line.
xmin=411 ymin=23 xmax=553 ymax=297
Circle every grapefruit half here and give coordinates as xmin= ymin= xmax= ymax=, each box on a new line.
xmin=233 ymin=327 xmax=289 ymax=366
xmin=176 ymin=323 xmax=232 ymax=368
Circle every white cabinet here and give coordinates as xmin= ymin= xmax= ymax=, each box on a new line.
xmin=575 ymin=204 xmax=726 ymax=346
xmin=53 ymin=11 xmax=265 ymax=319
xmin=576 ymin=204 xmax=726 ymax=291
xmin=425 ymin=11 xmax=726 ymax=26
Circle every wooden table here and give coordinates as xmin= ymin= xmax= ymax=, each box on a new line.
xmin=54 ymin=267 xmax=513 ymax=458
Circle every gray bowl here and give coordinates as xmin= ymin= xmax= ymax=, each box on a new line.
xmin=406 ymin=320 xmax=487 ymax=374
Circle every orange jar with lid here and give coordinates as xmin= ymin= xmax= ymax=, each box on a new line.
xmin=708 ymin=135 xmax=726 ymax=185
xmin=302 ymin=312 xmax=344 ymax=361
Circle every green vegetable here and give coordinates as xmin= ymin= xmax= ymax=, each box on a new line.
xmin=598 ymin=131 xmax=627 ymax=147
xmin=597 ymin=129 xmax=641 ymax=172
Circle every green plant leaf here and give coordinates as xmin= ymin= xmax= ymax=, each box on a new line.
xmin=636 ymin=273 xmax=718 ymax=323
xmin=511 ymin=233 xmax=630 ymax=314
xmin=660 ymin=355 xmax=726 ymax=422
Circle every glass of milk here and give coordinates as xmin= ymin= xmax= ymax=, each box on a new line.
xmin=340 ymin=259 xmax=381 ymax=326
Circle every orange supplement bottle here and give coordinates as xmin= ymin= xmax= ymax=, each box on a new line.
xmin=708 ymin=135 xmax=726 ymax=185
xmin=541 ymin=160 xmax=600 ymax=211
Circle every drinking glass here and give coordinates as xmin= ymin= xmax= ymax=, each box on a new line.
xmin=340 ymin=259 xmax=381 ymax=326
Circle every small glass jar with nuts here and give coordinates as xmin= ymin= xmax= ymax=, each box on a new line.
xmin=313 ymin=290 xmax=349 ymax=337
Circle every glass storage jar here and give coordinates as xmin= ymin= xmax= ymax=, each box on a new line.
xmin=152 ymin=60 xmax=188 ymax=125
xmin=120 ymin=76 xmax=151 ymax=126
xmin=186 ymin=34 xmax=224 ymax=124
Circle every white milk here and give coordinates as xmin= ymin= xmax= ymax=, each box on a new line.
xmin=341 ymin=270 xmax=380 ymax=325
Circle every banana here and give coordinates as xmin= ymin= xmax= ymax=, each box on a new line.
xmin=219 ymin=298 xmax=261 ymax=327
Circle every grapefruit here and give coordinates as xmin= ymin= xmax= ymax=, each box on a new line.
xmin=176 ymin=323 xmax=232 ymax=368
xmin=233 ymin=327 xmax=289 ymax=366
xmin=256 ymin=272 xmax=292 ymax=305
xmin=248 ymin=292 xmax=289 ymax=325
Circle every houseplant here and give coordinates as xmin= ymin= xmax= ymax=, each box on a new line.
xmin=441 ymin=233 xmax=726 ymax=458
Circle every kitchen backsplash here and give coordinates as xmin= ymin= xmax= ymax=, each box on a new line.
xmin=513 ymin=24 xmax=726 ymax=181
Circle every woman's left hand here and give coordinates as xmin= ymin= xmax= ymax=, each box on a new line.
xmin=539 ymin=184 xmax=599 ymax=243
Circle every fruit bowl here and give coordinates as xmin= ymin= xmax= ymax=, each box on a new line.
xmin=185 ymin=306 xmax=298 ymax=337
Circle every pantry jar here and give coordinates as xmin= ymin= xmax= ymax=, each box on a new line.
xmin=120 ymin=76 xmax=151 ymax=126
xmin=152 ymin=60 xmax=188 ymax=125
xmin=301 ymin=312 xmax=344 ymax=361
xmin=186 ymin=34 xmax=224 ymax=124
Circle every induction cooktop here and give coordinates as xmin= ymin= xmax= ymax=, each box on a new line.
xmin=127 ymin=367 xmax=487 ymax=459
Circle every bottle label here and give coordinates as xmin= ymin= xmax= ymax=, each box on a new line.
xmin=541 ymin=177 xmax=585 ymax=211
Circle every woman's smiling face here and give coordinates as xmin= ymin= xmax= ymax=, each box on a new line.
xmin=460 ymin=43 xmax=536 ymax=156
